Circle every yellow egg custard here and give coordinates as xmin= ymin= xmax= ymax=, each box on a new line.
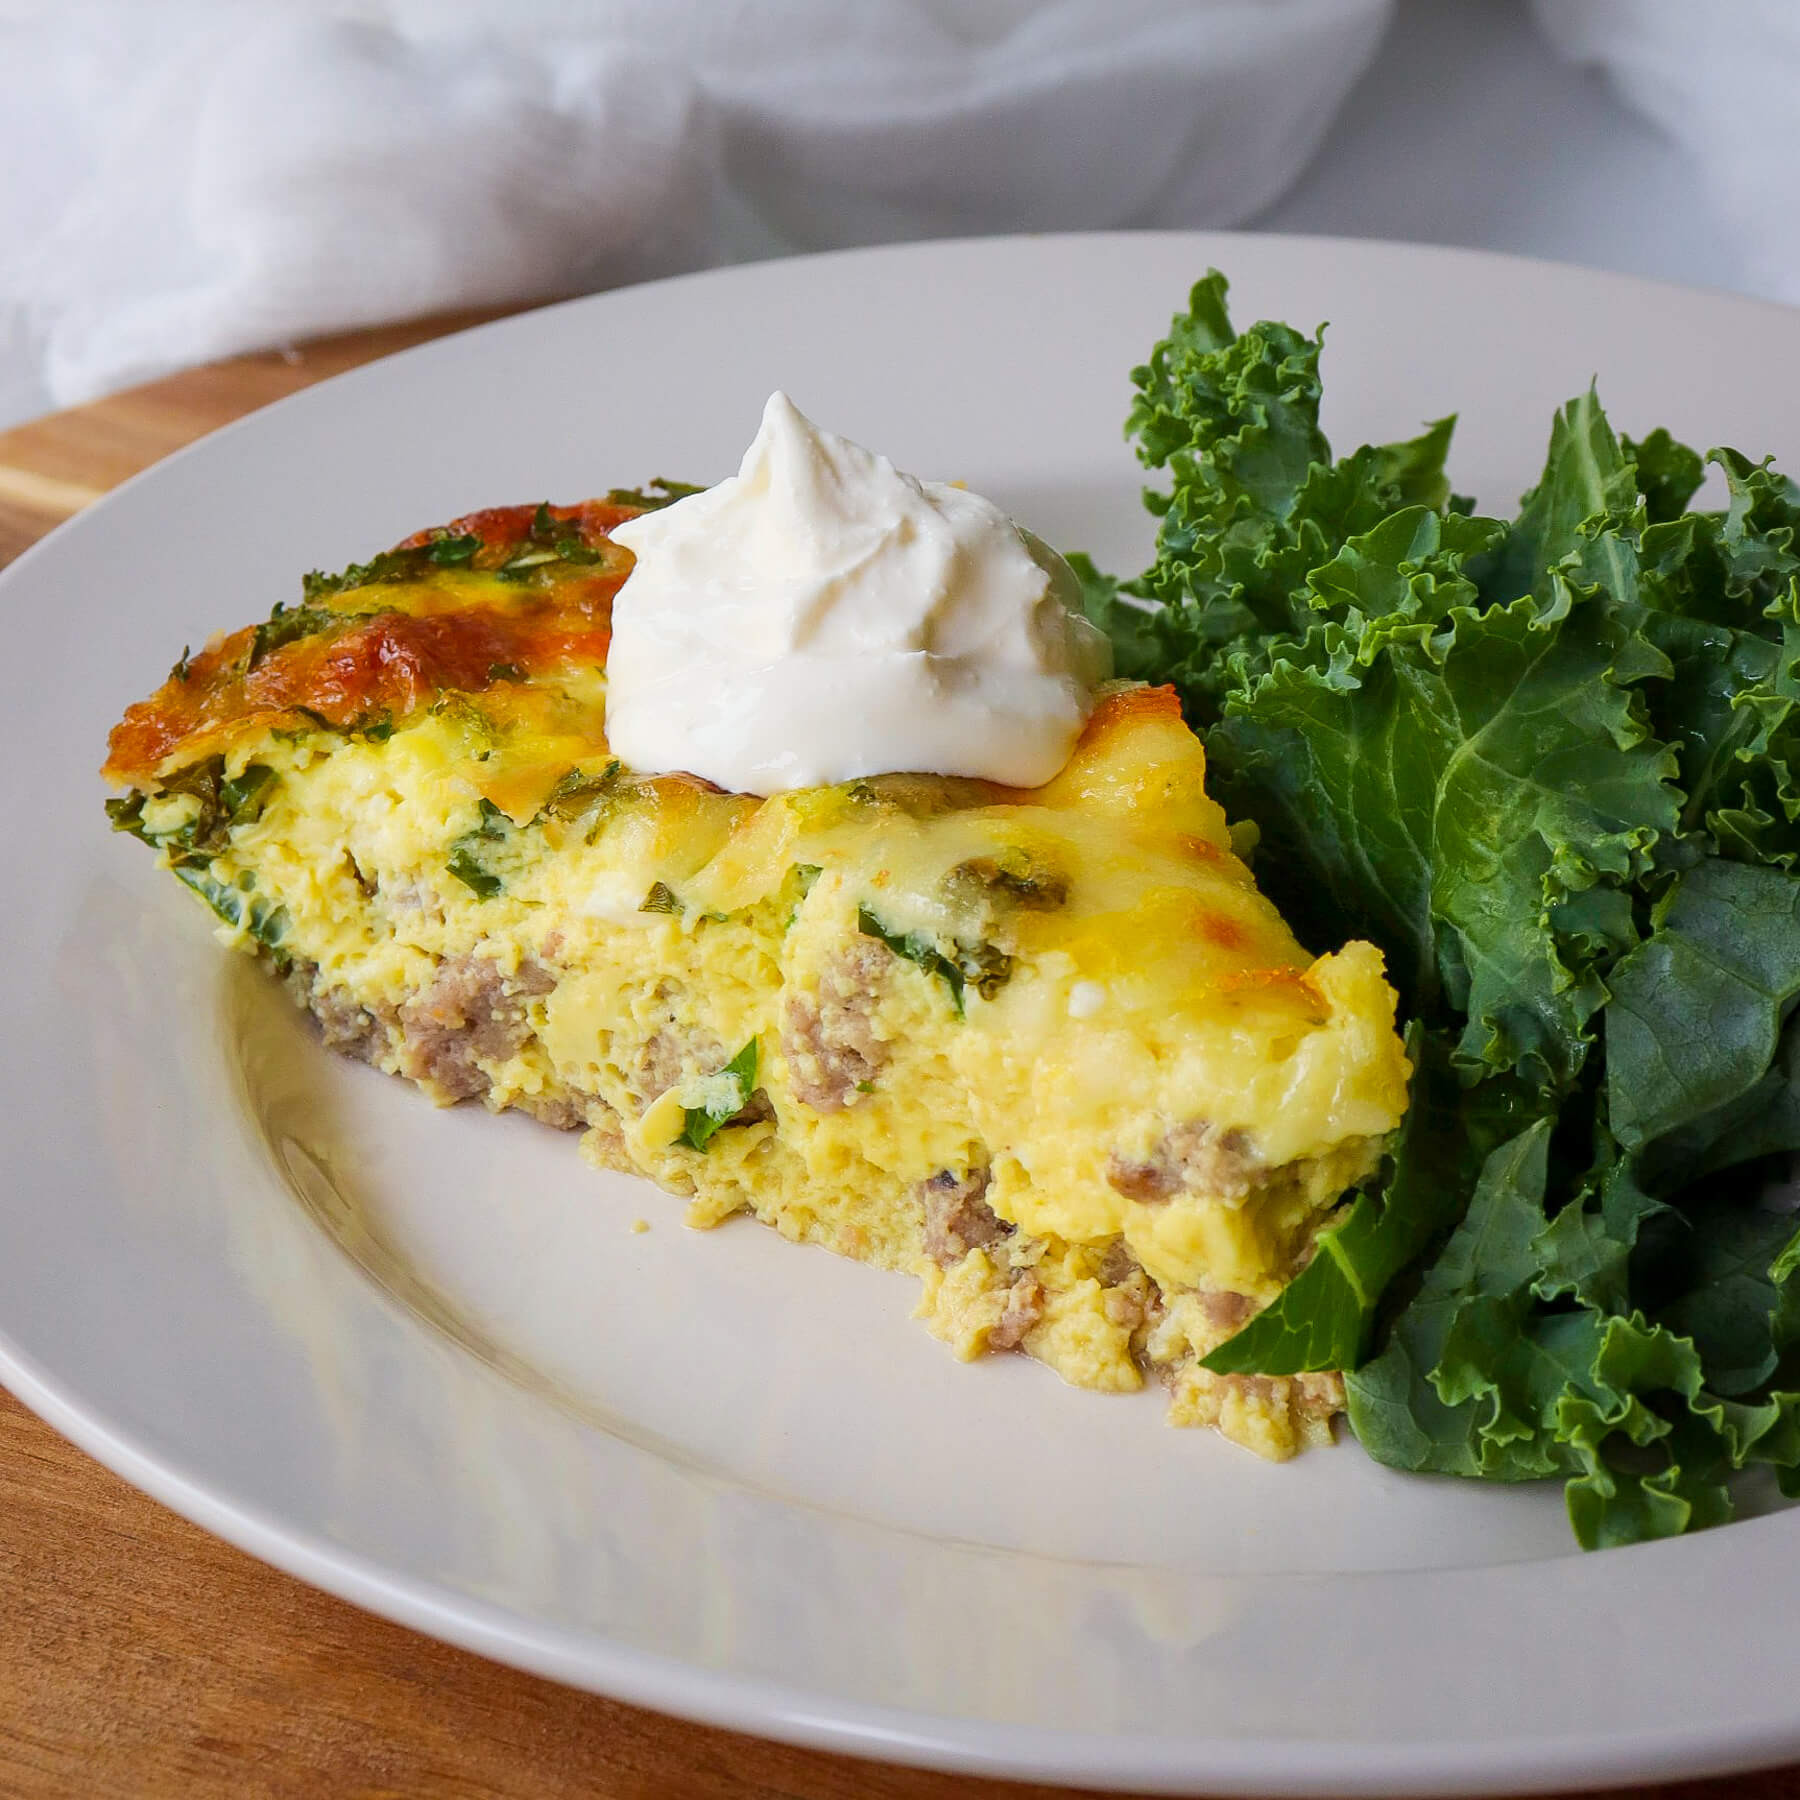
xmin=104 ymin=496 xmax=1412 ymax=1458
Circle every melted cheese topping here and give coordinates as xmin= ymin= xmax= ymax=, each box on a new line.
xmin=103 ymin=500 xmax=637 ymax=787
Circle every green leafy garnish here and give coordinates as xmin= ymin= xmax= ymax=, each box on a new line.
xmin=219 ymin=763 xmax=275 ymax=822
xmin=1087 ymin=269 xmax=1800 ymax=1546
xmin=945 ymin=850 xmax=1069 ymax=912
xmin=302 ymin=527 xmax=479 ymax=600
xmin=678 ymin=1039 xmax=762 ymax=1151
xmin=444 ymin=848 xmax=502 ymax=899
xmin=427 ymin=532 xmax=481 ymax=566
xmin=605 ymin=479 xmax=704 ymax=512
xmin=265 ymin=706 xmax=393 ymax=745
xmin=497 ymin=502 xmax=605 ymax=581
xmin=857 ymin=906 xmax=1012 ymax=1017
xmin=300 ymin=497 xmax=656 ymax=601
xmin=248 ymin=602 xmax=343 ymax=669
xmin=445 ymin=798 xmax=510 ymax=899
xmin=639 ymin=880 xmax=681 ymax=915
xmin=781 ymin=863 xmax=823 ymax=931
xmin=530 ymin=761 xmax=624 ymax=842
xmin=106 ymin=757 xmax=277 ymax=861
xmin=172 ymin=864 xmax=290 ymax=968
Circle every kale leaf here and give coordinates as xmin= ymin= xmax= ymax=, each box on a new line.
xmin=605 ymin=479 xmax=704 ymax=511
xmin=172 ymin=865 xmax=291 ymax=969
xmin=857 ymin=906 xmax=1012 ymax=1017
xmin=107 ymin=757 xmax=277 ymax=860
xmin=445 ymin=798 xmax=510 ymax=899
xmin=679 ymin=1039 xmax=763 ymax=1151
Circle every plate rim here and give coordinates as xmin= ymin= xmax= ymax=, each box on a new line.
xmin=10 ymin=1328 xmax=1800 ymax=1798
xmin=8 ymin=228 xmax=1800 ymax=1796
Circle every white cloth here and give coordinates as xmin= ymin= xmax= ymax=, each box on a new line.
xmin=1530 ymin=0 xmax=1800 ymax=305
xmin=0 ymin=0 xmax=1392 ymax=411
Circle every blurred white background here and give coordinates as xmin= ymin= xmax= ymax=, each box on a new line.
xmin=0 ymin=0 xmax=1793 ymax=431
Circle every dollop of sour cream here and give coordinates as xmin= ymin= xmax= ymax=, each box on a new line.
xmin=604 ymin=391 xmax=1111 ymax=796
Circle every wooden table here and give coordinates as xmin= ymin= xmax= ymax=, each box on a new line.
xmin=2 ymin=314 xmax=1797 ymax=1800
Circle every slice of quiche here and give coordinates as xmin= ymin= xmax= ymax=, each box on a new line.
xmin=104 ymin=494 xmax=1411 ymax=1458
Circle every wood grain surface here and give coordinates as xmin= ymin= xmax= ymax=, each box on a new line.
xmin=3 ymin=311 xmax=1798 ymax=1800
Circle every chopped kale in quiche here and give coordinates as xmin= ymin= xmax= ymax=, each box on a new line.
xmin=104 ymin=493 xmax=1410 ymax=1458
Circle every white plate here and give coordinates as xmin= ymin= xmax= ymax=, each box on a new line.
xmin=5 ymin=233 xmax=1800 ymax=1796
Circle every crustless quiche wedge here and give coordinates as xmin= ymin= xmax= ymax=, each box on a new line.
xmin=104 ymin=492 xmax=1411 ymax=1459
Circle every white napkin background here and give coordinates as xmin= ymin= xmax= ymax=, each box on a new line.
xmin=3 ymin=0 xmax=1797 ymax=428
xmin=1530 ymin=0 xmax=1800 ymax=306
xmin=0 ymin=0 xmax=1393 ymax=416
